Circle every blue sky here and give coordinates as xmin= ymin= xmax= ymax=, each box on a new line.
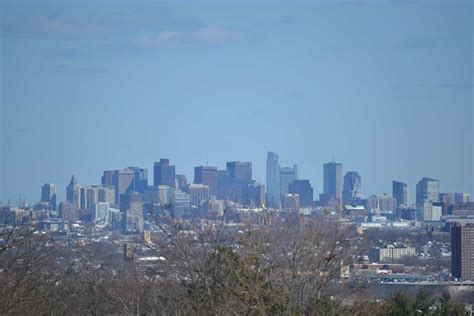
xmin=1 ymin=0 xmax=472 ymax=203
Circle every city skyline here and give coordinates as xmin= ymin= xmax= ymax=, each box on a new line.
xmin=4 ymin=153 xmax=471 ymax=206
xmin=1 ymin=0 xmax=473 ymax=202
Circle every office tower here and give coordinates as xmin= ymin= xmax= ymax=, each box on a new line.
xmin=98 ymin=186 xmax=115 ymax=206
xmin=392 ymin=181 xmax=409 ymax=209
xmin=226 ymin=161 xmax=252 ymax=183
xmin=454 ymin=193 xmax=471 ymax=205
xmin=66 ymin=175 xmax=81 ymax=210
xmin=175 ymin=174 xmax=188 ymax=192
xmin=416 ymin=177 xmax=439 ymax=207
xmin=154 ymin=159 xmax=176 ymax=188
xmin=280 ymin=165 xmax=297 ymax=198
xmin=342 ymin=172 xmax=362 ymax=205
xmin=451 ymin=223 xmax=474 ymax=280
xmin=202 ymin=199 xmax=225 ymax=217
xmin=322 ymin=161 xmax=343 ymax=206
xmin=266 ymin=151 xmax=280 ymax=207
xmin=226 ymin=161 xmax=252 ymax=204
xmin=366 ymin=194 xmax=397 ymax=213
xmin=128 ymin=167 xmax=148 ymax=193
xmin=94 ymin=202 xmax=109 ymax=224
xmin=283 ymin=194 xmax=300 ymax=212
xmin=120 ymin=192 xmax=144 ymax=232
xmin=217 ymin=170 xmax=232 ymax=200
xmin=101 ymin=170 xmax=115 ymax=186
xmin=289 ymin=180 xmax=314 ymax=207
xmin=188 ymin=184 xmax=210 ymax=207
xmin=59 ymin=201 xmax=78 ymax=223
xmin=115 ymin=169 xmax=135 ymax=204
xmin=101 ymin=169 xmax=135 ymax=204
xmin=86 ymin=186 xmax=101 ymax=213
xmin=172 ymin=190 xmax=191 ymax=217
xmin=144 ymin=185 xmax=172 ymax=205
xmin=439 ymin=193 xmax=455 ymax=215
xmin=194 ymin=166 xmax=218 ymax=197
xmin=41 ymin=183 xmax=57 ymax=210
xmin=247 ymin=181 xmax=266 ymax=207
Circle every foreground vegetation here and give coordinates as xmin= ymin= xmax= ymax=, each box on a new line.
xmin=0 ymin=213 xmax=468 ymax=315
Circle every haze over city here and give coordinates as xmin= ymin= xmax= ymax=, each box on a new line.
xmin=1 ymin=0 xmax=473 ymax=202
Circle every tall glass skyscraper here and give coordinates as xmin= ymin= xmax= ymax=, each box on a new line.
xmin=266 ymin=151 xmax=280 ymax=207
xmin=154 ymin=159 xmax=176 ymax=188
xmin=416 ymin=177 xmax=439 ymax=207
xmin=322 ymin=161 xmax=342 ymax=206
xmin=392 ymin=181 xmax=409 ymax=209
xmin=342 ymin=171 xmax=362 ymax=205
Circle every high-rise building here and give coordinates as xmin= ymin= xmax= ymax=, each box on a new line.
xmin=266 ymin=152 xmax=280 ymax=208
xmin=188 ymin=184 xmax=210 ymax=207
xmin=342 ymin=172 xmax=362 ymax=205
xmin=98 ymin=186 xmax=115 ymax=206
xmin=283 ymin=194 xmax=300 ymax=212
xmin=172 ymin=190 xmax=191 ymax=217
xmin=94 ymin=202 xmax=109 ymax=224
xmin=280 ymin=165 xmax=297 ymax=199
xmin=120 ymin=192 xmax=144 ymax=232
xmin=101 ymin=169 xmax=135 ymax=204
xmin=194 ymin=166 xmax=218 ymax=197
xmin=247 ymin=181 xmax=265 ymax=207
xmin=66 ymin=175 xmax=81 ymax=210
xmin=144 ymin=185 xmax=172 ymax=205
xmin=128 ymin=167 xmax=148 ymax=193
xmin=226 ymin=161 xmax=252 ymax=183
xmin=59 ymin=201 xmax=78 ymax=223
xmin=226 ymin=161 xmax=252 ymax=204
xmin=41 ymin=183 xmax=57 ymax=210
xmin=416 ymin=177 xmax=439 ymax=207
xmin=154 ymin=159 xmax=176 ymax=188
xmin=86 ymin=186 xmax=100 ymax=213
xmin=289 ymin=180 xmax=313 ymax=207
xmin=322 ymin=162 xmax=343 ymax=206
xmin=366 ymin=194 xmax=397 ymax=213
xmin=451 ymin=223 xmax=474 ymax=280
xmin=217 ymin=170 xmax=232 ymax=200
xmin=392 ymin=181 xmax=409 ymax=209
xmin=454 ymin=193 xmax=471 ymax=205
xmin=439 ymin=193 xmax=455 ymax=215
xmin=175 ymin=174 xmax=188 ymax=192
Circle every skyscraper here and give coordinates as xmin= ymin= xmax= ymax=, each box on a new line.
xmin=154 ymin=159 xmax=176 ymax=188
xmin=454 ymin=193 xmax=471 ymax=205
xmin=217 ymin=170 xmax=232 ymax=200
xmin=188 ymin=184 xmax=210 ymax=207
xmin=416 ymin=177 xmax=439 ymax=207
xmin=101 ymin=169 xmax=135 ymax=204
xmin=128 ymin=167 xmax=148 ymax=193
xmin=226 ymin=161 xmax=252 ymax=203
xmin=226 ymin=161 xmax=252 ymax=183
xmin=342 ymin=172 xmax=362 ymax=205
xmin=41 ymin=183 xmax=57 ymax=210
xmin=392 ymin=181 xmax=409 ymax=209
xmin=451 ymin=223 xmax=474 ymax=280
xmin=194 ymin=166 xmax=218 ymax=197
xmin=322 ymin=161 xmax=342 ymax=206
xmin=280 ymin=165 xmax=297 ymax=199
xmin=120 ymin=191 xmax=144 ymax=232
xmin=66 ymin=175 xmax=81 ymax=210
xmin=175 ymin=174 xmax=188 ymax=192
xmin=289 ymin=179 xmax=313 ymax=207
xmin=266 ymin=151 xmax=280 ymax=207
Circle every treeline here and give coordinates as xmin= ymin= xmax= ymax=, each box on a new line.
xmin=0 ymin=215 xmax=468 ymax=315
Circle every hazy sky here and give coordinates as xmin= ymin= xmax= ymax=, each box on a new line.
xmin=1 ymin=0 xmax=473 ymax=203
